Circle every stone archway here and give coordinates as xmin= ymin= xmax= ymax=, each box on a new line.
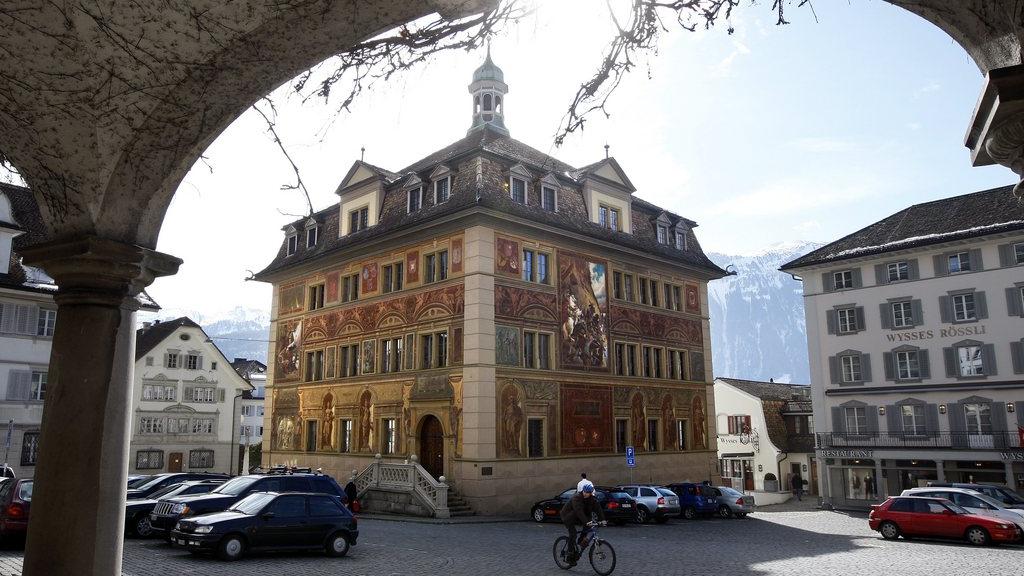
xmin=419 ymin=414 xmax=446 ymax=479
xmin=1 ymin=2 xmax=1023 ymax=575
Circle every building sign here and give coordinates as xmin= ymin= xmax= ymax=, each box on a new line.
xmin=1000 ymin=451 xmax=1024 ymax=462
xmin=817 ymin=448 xmax=874 ymax=458
xmin=884 ymin=324 xmax=986 ymax=343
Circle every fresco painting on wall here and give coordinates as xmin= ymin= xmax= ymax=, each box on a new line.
xmin=451 ymin=236 xmax=464 ymax=274
xmin=406 ymin=250 xmax=420 ymax=283
xmin=496 ymin=237 xmax=520 ymax=276
xmin=275 ymin=320 xmax=302 ymax=380
xmin=692 ymin=394 xmax=707 ymax=449
xmin=560 ymin=384 xmax=612 ymax=454
xmin=358 ymin=390 xmax=374 ymax=452
xmin=559 ymin=252 xmax=609 ymax=371
xmin=495 ymin=325 xmax=520 ymax=367
xmin=685 ymin=284 xmax=700 ymax=313
xmin=272 ymin=387 xmax=299 ymax=451
xmin=362 ymin=340 xmax=376 ymax=375
xmin=279 ymin=284 xmax=305 ymax=315
xmin=500 ymin=383 xmax=524 ymax=457
xmin=630 ymin=392 xmax=646 ymax=451
xmin=325 ymin=272 xmax=339 ymax=302
xmin=361 ymin=263 xmax=378 ymax=294
xmin=319 ymin=392 xmax=336 ymax=451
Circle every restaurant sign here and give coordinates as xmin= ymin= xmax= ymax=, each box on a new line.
xmin=816 ymin=448 xmax=874 ymax=458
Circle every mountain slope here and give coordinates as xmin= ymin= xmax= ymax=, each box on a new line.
xmin=139 ymin=306 xmax=271 ymax=364
xmin=707 ymin=241 xmax=822 ymax=384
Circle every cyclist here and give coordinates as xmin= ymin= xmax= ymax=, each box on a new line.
xmin=560 ymin=482 xmax=606 ymax=566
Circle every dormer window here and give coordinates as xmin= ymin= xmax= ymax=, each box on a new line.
xmin=674 ymin=230 xmax=687 ymax=250
xmin=286 ymin=234 xmax=298 ymax=256
xmin=407 ymin=186 xmax=423 ymax=213
xmin=657 ymin=225 xmax=669 ymax=245
xmin=349 ymin=207 xmax=369 ymax=234
xmin=599 ymin=205 xmax=620 ymax=231
xmin=541 ymin=186 xmax=557 ymax=212
xmin=306 ymin=226 xmax=319 ymax=248
xmin=510 ymin=177 xmax=526 ymax=204
xmin=435 ymin=176 xmax=451 ymax=204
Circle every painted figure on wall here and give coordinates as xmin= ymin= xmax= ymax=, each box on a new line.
xmin=279 ymin=284 xmax=305 ymax=315
xmin=685 ymin=284 xmax=700 ymax=313
xmin=450 ymin=377 xmax=464 ymax=457
xmin=358 ymin=390 xmax=374 ymax=452
xmin=361 ymin=263 xmax=378 ymax=294
xmin=560 ymin=384 xmax=612 ymax=454
xmin=406 ymin=250 xmax=420 ymax=283
xmin=451 ymin=237 xmax=464 ymax=274
xmin=501 ymin=384 xmax=524 ymax=457
xmin=631 ymin=392 xmax=646 ymax=451
xmin=325 ymin=272 xmax=339 ymax=302
xmin=362 ymin=339 xmax=376 ymax=375
xmin=275 ymin=320 xmax=302 ymax=380
xmin=274 ymin=416 xmax=296 ymax=451
xmin=495 ymin=326 xmax=520 ymax=367
xmin=402 ymin=382 xmax=413 ymax=452
xmin=320 ymin=392 xmax=335 ymax=451
xmin=496 ymin=237 xmax=520 ymax=276
xmin=692 ymin=394 xmax=707 ymax=449
xmin=661 ymin=394 xmax=676 ymax=451
xmin=559 ymin=252 xmax=609 ymax=371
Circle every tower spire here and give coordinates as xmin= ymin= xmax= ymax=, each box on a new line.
xmin=468 ymin=47 xmax=509 ymax=136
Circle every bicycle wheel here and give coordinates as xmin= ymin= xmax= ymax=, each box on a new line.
xmin=589 ymin=539 xmax=616 ymax=576
xmin=552 ymin=536 xmax=574 ymax=570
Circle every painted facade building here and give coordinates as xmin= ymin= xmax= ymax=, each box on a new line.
xmin=131 ymin=317 xmax=252 ymax=475
xmin=782 ymin=186 xmax=1024 ymax=509
xmin=714 ymin=378 xmax=815 ymax=498
xmin=255 ymin=56 xmax=727 ymax=515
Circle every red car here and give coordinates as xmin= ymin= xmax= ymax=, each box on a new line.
xmin=0 ymin=478 xmax=32 ymax=539
xmin=869 ymin=496 xmax=1020 ymax=546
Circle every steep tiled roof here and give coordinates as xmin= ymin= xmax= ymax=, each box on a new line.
xmin=134 ymin=317 xmax=201 ymax=361
xmin=781 ymin=184 xmax=1023 ymax=270
xmin=717 ymin=377 xmax=810 ymax=402
xmin=258 ymin=125 xmax=725 ymax=279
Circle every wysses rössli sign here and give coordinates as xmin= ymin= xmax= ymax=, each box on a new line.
xmin=884 ymin=324 xmax=986 ymax=343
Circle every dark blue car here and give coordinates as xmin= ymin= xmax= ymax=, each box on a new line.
xmin=666 ymin=483 xmax=718 ymax=519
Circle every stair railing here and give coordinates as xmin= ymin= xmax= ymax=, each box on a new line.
xmin=351 ymin=454 xmax=450 ymax=518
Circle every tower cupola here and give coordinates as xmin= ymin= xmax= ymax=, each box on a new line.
xmin=468 ymin=47 xmax=509 ymax=136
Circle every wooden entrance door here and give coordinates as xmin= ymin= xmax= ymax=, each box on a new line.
xmin=419 ymin=416 xmax=444 ymax=480
xmin=809 ymin=458 xmax=819 ymax=495
xmin=743 ymin=460 xmax=754 ymax=491
xmin=168 ymin=452 xmax=183 ymax=472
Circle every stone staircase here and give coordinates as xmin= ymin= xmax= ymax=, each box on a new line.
xmin=446 ymin=486 xmax=476 ymax=517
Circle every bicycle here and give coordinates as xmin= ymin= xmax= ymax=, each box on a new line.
xmin=553 ymin=520 xmax=617 ymax=575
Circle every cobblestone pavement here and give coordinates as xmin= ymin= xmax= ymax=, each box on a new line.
xmin=1 ymin=508 xmax=1022 ymax=576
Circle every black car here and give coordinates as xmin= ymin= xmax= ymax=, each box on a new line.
xmin=150 ymin=473 xmax=345 ymax=537
xmin=127 ymin=472 xmax=229 ymax=500
xmin=126 ymin=479 xmax=225 ymax=537
xmin=170 ymin=491 xmax=358 ymax=561
xmin=530 ymin=486 xmax=637 ymax=525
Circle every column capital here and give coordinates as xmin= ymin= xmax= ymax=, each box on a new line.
xmin=19 ymin=236 xmax=181 ymax=307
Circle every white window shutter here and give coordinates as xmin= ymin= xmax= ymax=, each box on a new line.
xmin=0 ymin=303 xmax=13 ymax=333
xmin=6 ymin=370 xmax=31 ymax=401
xmin=218 ymin=389 xmax=226 ymax=403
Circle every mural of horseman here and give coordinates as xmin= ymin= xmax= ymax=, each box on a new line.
xmin=559 ymin=252 xmax=609 ymax=371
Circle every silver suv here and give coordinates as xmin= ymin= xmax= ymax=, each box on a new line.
xmin=615 ymin=485 xmax=680 ymax=523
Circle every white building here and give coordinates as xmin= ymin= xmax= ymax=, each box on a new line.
xmin=715 ymin=378 xmax=815 ymax=500
xmin=781 ymin=185 xmax=1024 ymax=509
xmin=131 ymin=317 xmax=252 ymax=475
xmin=0 ymin=183 xmax=54 ymax=478
xmin=231 ymin=358 xmax=266 ymax=450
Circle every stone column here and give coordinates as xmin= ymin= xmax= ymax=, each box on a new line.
xmin=935 ymin=460 xmax=945 ymax=483
xmin=1006 ymin=461 xmax=1015 ymax=489
xmin=19 ymin=237 xmax=180 ymax=576
xmin=874 ymin=459 xmax=884 ymax=500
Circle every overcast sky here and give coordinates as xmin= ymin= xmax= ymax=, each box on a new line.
xmin=139 ymin=0 xmax=1011 ymax=319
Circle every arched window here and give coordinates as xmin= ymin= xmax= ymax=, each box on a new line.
xmin=495 ymin=96 xmax=502 ymax=114
xmin=483 ymin=93 xmax=492 ymax=111
xmin=474 ymin=95 xmax=480 ymax=114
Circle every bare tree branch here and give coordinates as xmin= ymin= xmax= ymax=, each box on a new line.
xmin=252 ymin=97 xmax=315 ymax=217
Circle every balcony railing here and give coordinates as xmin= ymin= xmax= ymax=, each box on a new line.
xmin=816 ymin=432 xmax=1022 ymax=450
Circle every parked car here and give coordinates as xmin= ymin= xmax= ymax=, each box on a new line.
xmin=127 ymin=472 xmax=229 ymax=500
xmin=869 ymin=496 xmax=1021 ymax=546
xmin=529 ymin=486 xmax=638 ymax=525
xmin=615 ymin=484 xmax=680 ymax=523
xmin=926 ymin=482 xmax=1024 ymax=509
xmin=149 ymin=473 xmax=345 ymax=537
xmin=901 ymin=487 xmax=1024 ymax=530
xmin=0 ymin=478 xmax=32 ymax=540
xmin=170 ymin=491 xmax=358 ymax=561
xmin=127 ymin=475 xmax=150 ymax=488
xmin=126 ymin=479 xmax=226 ymax=537
xmin=665 ymin=483 xmax=718 ymax=520
xmin=710 ymin=486 xmax=754 ymax=518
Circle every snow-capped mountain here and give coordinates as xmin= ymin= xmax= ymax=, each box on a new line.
xmin=707 ymin=241 xmax=823 ymax=384
xmin=138 ymin=306 xmax=271 ymax=364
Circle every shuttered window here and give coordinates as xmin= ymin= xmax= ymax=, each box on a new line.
xmin=5 ymin=370 xmax=32 ymax=401
xmin=0 ymin=303 xmax=39 ymax=335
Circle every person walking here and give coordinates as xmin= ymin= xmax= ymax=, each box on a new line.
xmin=577 ymin=473 xmax=590 ymax=492
xmin=791 ymin=472 xmax=803 ymax=501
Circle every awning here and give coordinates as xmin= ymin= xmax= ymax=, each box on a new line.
xmin=721 ymin=452 xmax=754 ymax=458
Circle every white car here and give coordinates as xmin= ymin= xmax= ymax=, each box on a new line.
xmin=902 ymin=487 xmax=1024 ymax=530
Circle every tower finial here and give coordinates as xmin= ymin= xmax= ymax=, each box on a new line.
xmin=604 ymin=143 xmax=610 ymax=159
xmin=361 ymin=146 xmax=365 ymax=162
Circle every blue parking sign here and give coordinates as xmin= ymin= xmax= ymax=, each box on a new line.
xmin=625 ymin=446 xmax=636 ymax=468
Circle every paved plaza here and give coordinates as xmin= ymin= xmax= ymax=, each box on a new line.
xmin=1 ymin=506 xmax=1021 ymax=576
